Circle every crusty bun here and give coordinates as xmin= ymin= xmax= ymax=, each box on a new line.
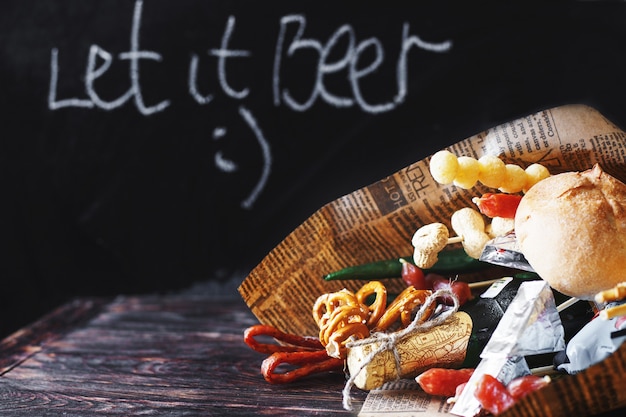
xmin=515 ymin=164 xmax=626 ymax=300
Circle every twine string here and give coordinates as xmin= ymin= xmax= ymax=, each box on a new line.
xmin=342 ymin=288 xmax=460 ymax=411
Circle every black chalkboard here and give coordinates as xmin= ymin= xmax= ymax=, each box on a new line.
xmin=1 ymin=0 xmax=626 ymax=336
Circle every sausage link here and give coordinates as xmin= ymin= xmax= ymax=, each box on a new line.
xmin=244 ymin=324 xmax=324 ymax=354
xmin=261 ymin=350 xmax=344 ymax=384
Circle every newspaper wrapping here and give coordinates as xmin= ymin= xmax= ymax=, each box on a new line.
xmin=239 ymin=104 xmax=626 ymax=338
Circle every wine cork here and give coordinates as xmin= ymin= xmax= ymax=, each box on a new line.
xmin=346 ymin=311 xmax=473 ymax=390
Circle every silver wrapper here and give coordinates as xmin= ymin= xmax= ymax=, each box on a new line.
xmin=558 ymin=301 xmax=626 ymax=374
xmin=479 ymin=231 xmax=535 ymax=272
xmin=481 ymin=280 xmax=565 ymax=358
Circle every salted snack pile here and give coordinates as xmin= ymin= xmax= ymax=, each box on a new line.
xmin=244 ymin=153 xmax=564 ymax=415
xmin=239 ymin=106 xmax=626 ymax=417
xmin=233 ymin=103 xmax=626 ymax=417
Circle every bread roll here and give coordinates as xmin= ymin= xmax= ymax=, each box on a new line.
xmin=515 ymin=164 xmax=626 ymax=300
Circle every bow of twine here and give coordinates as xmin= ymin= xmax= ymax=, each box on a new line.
xmin=342 ymin=288 xmax=460 ymax=411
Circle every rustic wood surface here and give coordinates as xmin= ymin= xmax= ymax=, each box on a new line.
xmin=2 ymin=294 xmax=626 ymax=417
xmin=0 ymin=296 xmax=364 ymax=416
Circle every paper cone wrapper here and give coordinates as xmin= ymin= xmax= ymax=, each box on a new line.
xmin=238 ymin=104 xmax=626 ymax=337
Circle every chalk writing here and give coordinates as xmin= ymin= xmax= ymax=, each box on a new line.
xmin=210 ymin=16 xmax=251 ymax=100
xmin=209 ymin=106 xmax=272 ymax=209
xmin=188 ymin=54 xmax=214 ymax=105
xmin=212 ymin=127 xmax=236 ymax=172
xmin=273 ymin=15 xmax=452 ymax=113
xmin=238 ymin=106 xmax=272 ymax=210
xmin=49 ymin=0 xmax=170 ymax=115
xmin=47 ymin=0 xmax=452 ymax=209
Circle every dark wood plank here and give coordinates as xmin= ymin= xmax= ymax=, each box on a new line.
xmin=0 ymin=296 xmax=364 ymax=416
xmin=0 ymin=297 xmax=109 ymax=375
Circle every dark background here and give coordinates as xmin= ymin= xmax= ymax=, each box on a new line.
xmin=1 ymin=0 xmax=625 ymax=338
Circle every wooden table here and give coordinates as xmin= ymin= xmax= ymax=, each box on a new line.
xmin=0 ymin=295 xmax=364 ymax=416
xmin=1 ymin=294 xmax=625 ymax=417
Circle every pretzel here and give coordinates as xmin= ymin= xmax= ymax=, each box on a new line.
xmin=373 ymin=286 xmax=435 ymax=332
xmin=313 ymin=282 xmax=436 ymax=358
xmin=312 ymin=289 xmax=360 ymax=328
xmin=313 ymin=288 xmax=372 ymax=358
xmin=319 ymin=305 xmax=369 ymax=347
xmin=355 ymin=280 xmax=388 ymax=327
xmin=312 ymin=281 xmax=388 ymax=358
xmin=325 ymin=322 xmax=370 ymax=359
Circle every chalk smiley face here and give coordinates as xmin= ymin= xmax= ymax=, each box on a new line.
xmin=212 ymin=126 xmax=236 ymax=173
xmin=212 ymin=105 xmax=271 ymax=210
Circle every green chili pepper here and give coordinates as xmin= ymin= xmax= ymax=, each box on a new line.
xmin=323 ymin=248 xmax=488 ymax=281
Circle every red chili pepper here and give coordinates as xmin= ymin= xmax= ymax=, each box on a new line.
xmin=474 ymin=374 xmax=516 ymax=415
xmin=474 ymin=193 xmax=523 ymax=219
